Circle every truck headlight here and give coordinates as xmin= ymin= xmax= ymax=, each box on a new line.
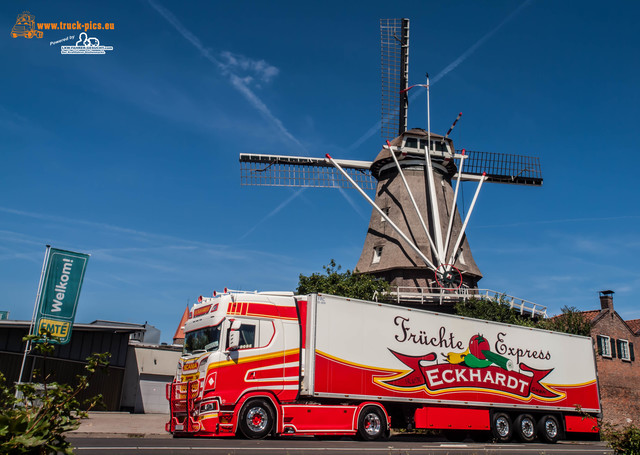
xmin=200 ymin=400 xmax=219 ymax=414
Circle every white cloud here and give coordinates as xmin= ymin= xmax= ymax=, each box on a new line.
xmin=147 ymin=0 xmax=303 ymax=151
xmin=219 ymin=51 xmax=279 ymax=85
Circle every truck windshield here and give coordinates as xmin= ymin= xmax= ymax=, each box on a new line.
xmin=183 ymin=325 xmax=221 ymax=355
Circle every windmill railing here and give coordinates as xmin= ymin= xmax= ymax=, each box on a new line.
xmin=378 ymin=286 xmax=547 ymax=318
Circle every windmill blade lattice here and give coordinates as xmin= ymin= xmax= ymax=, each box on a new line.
xmin=240 ymin=151 xmax=542 ymax=189
xmin=463 ymin=150 xmax=542 ymax=186
xmin=239 ymin=153 xmax=376 ymax=190
xmin=380 ymin=18 xmax=409 ymax=142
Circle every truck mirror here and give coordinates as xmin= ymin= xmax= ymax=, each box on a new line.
xmin=227 ymin=330 xmax=240 ymax=351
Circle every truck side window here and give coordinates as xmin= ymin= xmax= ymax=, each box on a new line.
xmin=238 ymin=324 xmax=256 ymax=349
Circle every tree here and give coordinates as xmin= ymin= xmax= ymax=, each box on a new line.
xmin=0 ymin=334 xmax=110 ymax=455
xmin=454 ymin=298 xmax=592 ymax=336
xmin=297 ymin=260 xmax=390 ymax=301
xmin=453 ymin=296 xmax=537 ymax=328
xmin=539 ymin=306 xmax=592 ymax=336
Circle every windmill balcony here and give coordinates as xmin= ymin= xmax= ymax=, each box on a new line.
xmin=375 ymin=286 xmax=547 ymax=318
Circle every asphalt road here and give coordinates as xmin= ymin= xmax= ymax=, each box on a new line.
xmin=69 ymin=436 xmax=613 ymax=455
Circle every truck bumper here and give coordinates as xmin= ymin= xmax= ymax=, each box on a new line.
xmin=166 ymin=413 xmax=234 ymax=437
xmin=166 ymin=381 xmax=233 ymax=437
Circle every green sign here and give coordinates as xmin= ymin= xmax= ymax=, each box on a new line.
xmin=0 ymin=311 xmax=8 ymax=320
xmin=34 ymin=248 xmax=89 ymax=344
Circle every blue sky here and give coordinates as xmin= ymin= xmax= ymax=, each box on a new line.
xmin=2 ymin=1 xmax=640 ymax=343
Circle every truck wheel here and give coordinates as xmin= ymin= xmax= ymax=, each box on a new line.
xmin=491 ymin=412 xmax=512 ymax=442
xmin=537 ymin=415 xmax=560 ymax=444
xmin=514 ymin=414 xmax=537 ymax=442
xmin=239 ymin=399 xmax=274 ymax=439
xmin=357 ymin=406 xmax=386 ymax=441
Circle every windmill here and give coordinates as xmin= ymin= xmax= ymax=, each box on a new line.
xmin=239 ymin=18 xmax=543 ymax=310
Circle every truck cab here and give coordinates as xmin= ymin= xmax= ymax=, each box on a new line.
xmin=167 ymin=290 xmax=302 ymax=437
xmin=11 ymin=12 xmax=43 ymax=39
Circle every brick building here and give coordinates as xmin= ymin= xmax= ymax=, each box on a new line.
xmin=584 ymin=291 xmax=638 ymax=427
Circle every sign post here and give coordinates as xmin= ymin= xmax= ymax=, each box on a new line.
xmin=16 ymin=246 xmax=90 ymax=389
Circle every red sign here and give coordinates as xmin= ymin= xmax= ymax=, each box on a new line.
xmin=193 ymin=305 xmax=212 ymax=317
xmin=379 ymin=350 xmax=563 ymax=401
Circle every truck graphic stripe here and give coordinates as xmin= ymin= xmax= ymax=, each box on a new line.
xmin=206 ymin=348 xmax=299 ymax=371
xmin=227 ymin=302 xmax=298 ymax=320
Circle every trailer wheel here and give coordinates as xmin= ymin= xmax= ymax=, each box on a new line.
xmin=537 ymin=415 xmax=560 ymax=444
xmin=238 ymin=399 xmax=274 ymax=439
xmin=491 ymin=412 xmax=513 ymax=442
xmin=514 ymin=414 xmax=537 ymax=442
xmin=357 ymin=406 xmax=386 ymax=441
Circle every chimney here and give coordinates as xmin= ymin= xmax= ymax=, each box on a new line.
xmin=599 ymin=290 xmax=614 ymax=310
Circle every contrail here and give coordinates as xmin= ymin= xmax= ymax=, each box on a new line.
xmin=239 ymin=188 xmax=307 ymax=240
xmin=147 ymin=1 xmax=323 ymax=238
xmin=348 ymin=0 xmax=533 ymax=151
xmin=147 ymin=0 xmax=305 ymax=151
xmin=431 ymin=0 xmax=533 ymax=85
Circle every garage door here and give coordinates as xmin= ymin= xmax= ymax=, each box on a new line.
xmin=139 ymin=374 xmax=173 ymax=414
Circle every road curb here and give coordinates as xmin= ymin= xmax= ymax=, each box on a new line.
xmin=69 ymin=432 xmax=172 ymax=439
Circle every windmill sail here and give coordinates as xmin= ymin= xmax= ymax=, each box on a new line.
xmin=239 ymin=151 xmax=541 ymax=189
xmin=381 ymin=18 xmax=409 ymax=141
xmin=239 ymin=153 xmax=376 ymax=190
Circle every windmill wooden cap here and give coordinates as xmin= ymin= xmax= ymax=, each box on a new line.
xmin=371 ymin=129 xmax=453 ymax=179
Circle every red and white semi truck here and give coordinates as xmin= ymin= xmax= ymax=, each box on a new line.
xmin=166 ymin=291 xmax=600 ymax=442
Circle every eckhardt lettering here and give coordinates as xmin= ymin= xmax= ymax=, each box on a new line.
xmin=378 ymin=350 xmax=562 ymax=400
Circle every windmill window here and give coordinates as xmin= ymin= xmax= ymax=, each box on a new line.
xmin=372 ymin=246 xmax=383 ymax=264
xmin=381 ymin=207 xmax=390 ymax=221
xmin=404 ymin=137 xmax=419 ymax=149
xmin=403 ymin=137 xmax=446 ymax=152
xmin=596 ymin=335 xmax=612 ymax=358
xmin=458 ymin=250 xmax=467 ymax=266
xmin=617 ymin=339 xmax=631 ymax=361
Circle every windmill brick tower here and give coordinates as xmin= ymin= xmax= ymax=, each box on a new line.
xmin=239 ymin=18 xmax=543 ymax=309
xmin=355 ymin=129 xmax=482 ymax=291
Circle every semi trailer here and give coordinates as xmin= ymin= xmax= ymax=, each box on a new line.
xmin=166 ymin=290 xmax=600 ymax=442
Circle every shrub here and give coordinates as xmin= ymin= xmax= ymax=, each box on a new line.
xmin=297 ymin=259 xmax=390 ymax=301
xmin=0 ymin=334 xmax=110 ymax=454
xmin=602 ymin=424 xmax=640 ymax=455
